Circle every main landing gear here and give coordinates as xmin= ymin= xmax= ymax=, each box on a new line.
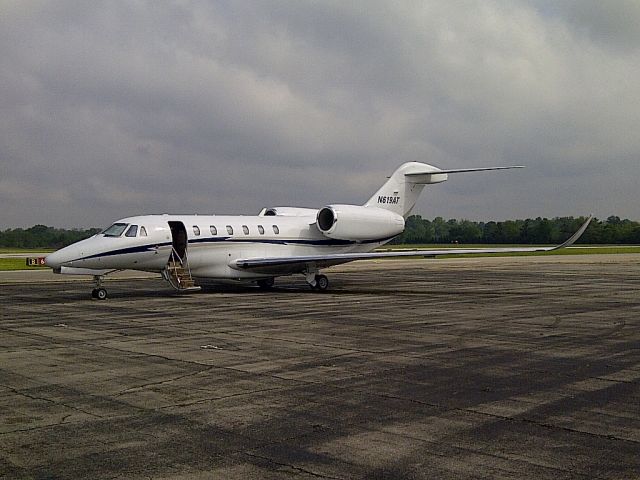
xmin=305 ymin=270 xmax=329 ymax=292
xmin=313 ymin=274 xmax=329 ymax=291
xmin=91 ymin=275 xmax=108 ymax=300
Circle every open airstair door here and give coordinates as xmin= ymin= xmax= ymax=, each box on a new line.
xmin=165 ymin=221 xmax=199 ymax=292
xmin=169 ymin=221 xmax=187 ymax=261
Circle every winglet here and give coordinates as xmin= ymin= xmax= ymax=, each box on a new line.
xmin=551 ymin=215 xmax=593 ymax=251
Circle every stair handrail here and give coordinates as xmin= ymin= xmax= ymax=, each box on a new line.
xmin=169 ymin=246 xmax=184 ymax=267
xmin=165 ymin=245 xmax=195 ymax=290
xmin=183 ymin=249 xmax=194 ymax=283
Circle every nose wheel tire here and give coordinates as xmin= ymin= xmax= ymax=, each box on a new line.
xmin=91 ymin=288 xmax=108 ymax=300
xmin=313 ymin=274 xmax=329 ymax=291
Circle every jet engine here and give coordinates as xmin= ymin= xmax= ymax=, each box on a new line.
xmin=316 ymin=205 xmax=404 ymax=241
xmin=259 ymin=207 xmax=318 ymax=217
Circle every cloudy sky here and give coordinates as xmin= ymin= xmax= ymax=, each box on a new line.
xmin=1 ymin=1 xmax=639 ymax=228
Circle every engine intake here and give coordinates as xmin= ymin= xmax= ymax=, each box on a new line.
xmin=316 ymin=205 xmax=404 ymax=241
xmin=317 ymin=208 xmax=336 ymax=231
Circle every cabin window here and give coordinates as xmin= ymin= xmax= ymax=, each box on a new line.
xmin=210 ymin=225 xmax=217 ymax=235
xmin=102 ymin=223 xmax=128 ymax=237
xmin=125 ymin=225 xmax=138 ymax=237
xmin=140 ymin=226 xmax=148 ymax=237
xmin=258 ymin=225 xmax=265 ymax=235
xmin=226 ymin=225 xmax=233 ymax=235
xmin=242 ymin=225 xmax=249 ymax=235
xmin=272 ymin=225 xmax=280 ymax=234
xmin=193 ymin=225 xmax=201 ymax=236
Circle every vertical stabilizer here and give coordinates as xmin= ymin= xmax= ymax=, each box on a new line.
xmin=364 ymin=162 xmax=448 ymax=218
xmin=364 ymin=163 xmax=524 ymax=218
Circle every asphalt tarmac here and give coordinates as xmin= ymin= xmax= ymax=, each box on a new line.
xmin=1 ymin=255 xmax=639 ymax=479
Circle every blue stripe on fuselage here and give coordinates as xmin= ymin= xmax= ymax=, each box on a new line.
xmin=68 ymin=235 xmax=397 ymax=264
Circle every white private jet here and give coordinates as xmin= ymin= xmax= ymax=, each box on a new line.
xmin=45 ymin=162 xmax=592 ymax=299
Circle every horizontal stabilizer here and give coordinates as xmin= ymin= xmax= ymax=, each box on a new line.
xmin=405 ymin=165 xmax=525 ymax=176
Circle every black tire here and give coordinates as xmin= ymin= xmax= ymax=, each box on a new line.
xmin=315 ymin=274 xmax=329 ymax=291
xmin=91 ymin=289 xmax=98 ymax=299
xmin=96 ymin=288 xmax=108 ymax=300
xmin=257 ymin=278 xmax=275 ymax=289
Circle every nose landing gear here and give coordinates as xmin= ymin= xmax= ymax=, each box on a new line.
xmin=91 ymin=275 xmax=108 ymax=300
xmin=91 ymin=288 xmax=108 ymax=300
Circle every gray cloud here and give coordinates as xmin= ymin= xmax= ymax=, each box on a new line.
xmin=1 ymin=0 xmax=639 ymax=228
xmin=532 ymin=0 xmax=640 ymax=52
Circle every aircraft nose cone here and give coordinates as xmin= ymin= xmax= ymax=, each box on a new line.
xmin=44 ymin=251 xmax=62 ymax=268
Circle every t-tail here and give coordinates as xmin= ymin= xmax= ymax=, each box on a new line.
xmin=364 ymin=162 xmax=525 ymax=218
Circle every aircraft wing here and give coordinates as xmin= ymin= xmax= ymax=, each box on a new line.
xmin=231 ymin=216 xmax=592 ymax=272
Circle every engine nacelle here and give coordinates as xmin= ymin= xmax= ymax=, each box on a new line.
xmin=316 ymin=205 xmax=405 ymax=241
xmin=259 ymin=207 xmax=318 ymax=217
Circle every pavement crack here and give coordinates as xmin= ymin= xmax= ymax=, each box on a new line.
xmin=243 ymin=452 xmax=345 ymax=480
xmin=112 ymin=365 xmax=216 ymax=397
xmin=156 ymin=386 xmax=289 ymax=409
xmin=362 ymin=426 xmax=601 ymax=480
xmin=0 ymin=383 xmax=103 ymax=419
xmin=353 ymin=390 xmax=640 ymax=446
xmin=592 ymin=376 xmax=638 ymax=385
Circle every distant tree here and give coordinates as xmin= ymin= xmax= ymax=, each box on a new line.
xmin=496 ymin=220 xmax=521 ymax=244
xmin=432 ymin=217 xmax=449 ymax=243
xmin=482 ymin=221 xmax=499 ymax=243
xmin=449 ymin=220 xmax=482 ymax=243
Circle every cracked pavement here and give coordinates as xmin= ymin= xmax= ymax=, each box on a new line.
xmin=1 ymin=255 xmax=639 ymax=479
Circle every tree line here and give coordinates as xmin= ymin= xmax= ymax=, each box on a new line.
xmin=1 ymin=216 xmax=639 ymax=249
xmin=392 ymin=216 xmax=640 ymax=245
xmin=0 ymin=225 xmax=101 ymax=249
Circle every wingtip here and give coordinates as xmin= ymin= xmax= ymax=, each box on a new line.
xmin=554 ymin=215 xmax=593 ymax=250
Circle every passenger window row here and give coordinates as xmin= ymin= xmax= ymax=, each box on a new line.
xmin=107 ymin=221 xmax=276 ymax=239
xmin=192 ymin=224 xmax=280 ymax=236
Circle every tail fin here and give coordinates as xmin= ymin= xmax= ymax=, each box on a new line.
xmin=364 ymin=162 xmax=524 ymax=218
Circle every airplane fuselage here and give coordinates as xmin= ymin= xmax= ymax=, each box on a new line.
xmin=46 ymin=213 xmax=390 ymax=281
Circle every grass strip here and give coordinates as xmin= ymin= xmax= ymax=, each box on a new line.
xmin=0 ymin=248 xmax=54 ymax=253
xmin=0 ymin=258 xmax=49 ymax=271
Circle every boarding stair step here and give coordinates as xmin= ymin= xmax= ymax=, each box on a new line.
xmin=165 ymin=258 xmax=199 ymax=291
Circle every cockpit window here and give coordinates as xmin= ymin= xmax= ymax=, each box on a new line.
xmin=140 ymin=226 xmax=148 ymax=236
xmin=102 ymin=223 xmax=128 ymax=237
xmin=125 ymin=225 xmax=138 ymax=237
